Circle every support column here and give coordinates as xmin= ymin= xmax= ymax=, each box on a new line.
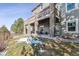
xmin=27 ymin=24 xmax=31 ymax=36
xmin=24 ymin=23 xmax=26 ymax=35
xmin=49 ymin=3 xmax=55 ymax=37
xmin=76 ymin=19 xmax=78 ymax=33
xmin=35 ymin=21 xmax=39 ymax=36
xmin=50 ymin=14 xmax=55 ymax=37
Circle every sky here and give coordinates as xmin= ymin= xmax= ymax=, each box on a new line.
xmin=0 ymin=3 xmax=37 ymax=31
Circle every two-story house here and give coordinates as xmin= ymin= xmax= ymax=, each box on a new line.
xmin=24 ymin=3 xmax=64 ymax=39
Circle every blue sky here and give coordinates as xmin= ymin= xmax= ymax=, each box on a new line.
xmin=0 ymin=3 xmax=37 ymax=30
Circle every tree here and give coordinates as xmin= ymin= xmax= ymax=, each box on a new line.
xmin=11 ymin=20 xmax=18 ymax=33
xmin=0 ymin=25 xmax=10 ymax=51
xmin=1 ymin=25 xmax=9 ymax=33
xmin=0 ymin=25 xmax=10 ymax=40
xmin=11 ymin=18 xmax=24 ymax=34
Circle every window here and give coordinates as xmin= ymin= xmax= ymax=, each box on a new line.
xmin=67 ymin=3 xmax=75 ymax=11
xmin=68 ymin=21 xmax=76 ymax=31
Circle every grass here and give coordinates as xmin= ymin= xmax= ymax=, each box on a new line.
xmin=4 ymin=36 xmax=79 ymax=56
xmin=6 ymin=42 xmax=34 ymax=56
xmin=41 ymin=38 xmax=79 ymax=56
xmin=5 ymin=35 xmax=34 ymax=56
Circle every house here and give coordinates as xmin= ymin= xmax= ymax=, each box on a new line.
xmin=24 ymin=3 xmax=79 ymax=39
xmin=24 ymin=3 xmax=64 ymax=39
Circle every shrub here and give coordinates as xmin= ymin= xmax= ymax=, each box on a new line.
xmin=6 ymin=42 xmax=34 ymax=56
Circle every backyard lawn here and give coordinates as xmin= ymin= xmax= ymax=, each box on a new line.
xmin=3 ymin=35 xmax=79 ymax=56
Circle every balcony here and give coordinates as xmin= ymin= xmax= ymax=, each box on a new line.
xmin=37 ymin=7 xmax=50 ymax=21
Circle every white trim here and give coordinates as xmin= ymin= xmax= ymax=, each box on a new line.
xmin=76 ymin=19 xmax=78 ymax=32
xmin=66 ymin=18 xmax=79 ymax=33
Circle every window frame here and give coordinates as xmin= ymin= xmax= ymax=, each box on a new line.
xmin=66 ymin=19 xmax=79 ymax=33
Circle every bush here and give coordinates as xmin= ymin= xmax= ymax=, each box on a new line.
xmin=6 ymin=42 xmax=34 ymax=56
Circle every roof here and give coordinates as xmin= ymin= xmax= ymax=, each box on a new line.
xmin=32 ymin=3 xmax=41 ymax=12
xmin=24 ymin=15 xmax=36 ymax=25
